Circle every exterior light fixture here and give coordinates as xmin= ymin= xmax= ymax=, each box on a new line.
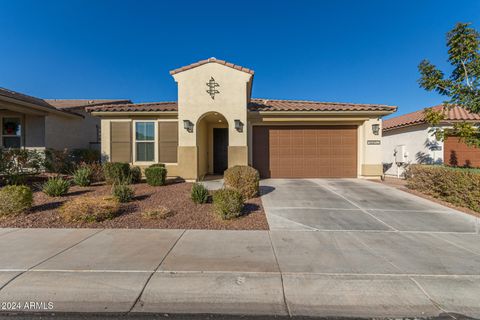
xmin=372 ymin=123 xmax=380 ymax=135
xmin=183 ymin=120 xmax=194 ymax=133
xmin=234 ymin=119 xmax=244 ymax=132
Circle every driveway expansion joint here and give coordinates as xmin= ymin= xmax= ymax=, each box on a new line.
xmin=310 ymin=180 xmax=399 ymax=231
xmin=127 ymin=229 xmax=187 ymax=314
xmin=409 ymin=277 xmax=452 ymax=317
xmin=267 ymin=231 xmax=291 ymax=317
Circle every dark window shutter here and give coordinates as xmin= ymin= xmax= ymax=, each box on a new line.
xmin=159 ymin=122 xmax=178 ymax=163
xmin=110 ymin=122 xmax=132 ymax=163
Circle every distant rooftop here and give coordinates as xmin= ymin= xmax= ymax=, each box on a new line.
xmin=383 ymin=105 xmax=480 ymax=131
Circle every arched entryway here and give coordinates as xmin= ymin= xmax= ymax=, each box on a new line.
xmin=196 ymin=112 xmax=229 ymax=179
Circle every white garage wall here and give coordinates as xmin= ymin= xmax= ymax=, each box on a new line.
xmin=382 ymin=123 xmax=444 ymax=177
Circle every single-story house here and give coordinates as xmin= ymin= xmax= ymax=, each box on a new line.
xmin=383 ymin=105 xmax=480 ymax=177
xmin=0 ymin=87 xmax=130 ymax=151
xmin=88 ymin=58 xmax=396 ymax=181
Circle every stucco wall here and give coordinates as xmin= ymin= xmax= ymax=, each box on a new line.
xmin=360 ymin=117 xmax=383 ymax=176
xmin=382 ymin=124 xmax=443 ymax=177
xmin=45 ymin=110 xmax=100 ymax=150
xmin=173 ymin=63 xmax=252 ymax=148
xmin=25 ymin=115 xmax=46 ymax=148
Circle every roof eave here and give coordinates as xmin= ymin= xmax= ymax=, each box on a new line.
xmin=0 ymin=96 xmax=83 ymax=118
xmin=250 ymin=110 xmax=396 ymax=116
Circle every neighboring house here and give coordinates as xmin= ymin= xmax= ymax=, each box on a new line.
xmin=383 ymin=105 xmax=480 ymax=177
xmin=88 ymin=58 xmax=396 ymax=181
xmin=0 ymin=87 xmax=130 ymax=151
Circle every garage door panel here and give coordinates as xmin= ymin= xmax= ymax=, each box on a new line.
xmin=253 ymin=126 xmax=357 ymax=178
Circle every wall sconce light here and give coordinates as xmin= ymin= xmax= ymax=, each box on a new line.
xmin=372 ymin=123 xmax=380 ymax=135
xmin=183 ymin=120 xmax=194 ymax=133
xmin=234 ymin=119 xmax=244 ymax=132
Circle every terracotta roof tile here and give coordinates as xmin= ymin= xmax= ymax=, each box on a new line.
xmin=383 ymin=105 xmax=480 ymax=131
xmin=248 ymin=98 xmax=396 ymax=112
xmin=169 ymin=57 xmax=254 ymax=76
xmin=87 ymin=98 xmax=396 ymax=113
xmin=87 ymin=101 xmax=178 ymax=112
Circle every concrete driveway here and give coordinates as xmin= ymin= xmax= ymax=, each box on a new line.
xmin=260 ymin=178 xmax=480 ymax=317
xmin=261 ymin=178 xmax=478 ymax=232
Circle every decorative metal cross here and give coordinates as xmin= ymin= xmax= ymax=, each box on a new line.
xmin=206 ymin=77 xmax=220 ymax=99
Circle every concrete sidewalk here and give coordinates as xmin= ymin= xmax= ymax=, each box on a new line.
xmin=0 ymin=228 xmax=479 ymax=318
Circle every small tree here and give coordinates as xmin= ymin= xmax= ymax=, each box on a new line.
xmin=418 ymin=22 xmax=480 ymax=147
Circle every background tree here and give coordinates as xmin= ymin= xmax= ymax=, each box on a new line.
xmin=418 ymin=22 xmax=480 ymax=147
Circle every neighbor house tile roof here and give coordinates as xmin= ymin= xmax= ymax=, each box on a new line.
xmin=87 ymin=98 xmax=396 ymax=113
xmin=46 ymin=99 xmax=131 ymax=109
xmin=170 ymin=57 xmax=254 ymax=76
xmin=0 ymin=87 xmax=131 ymax=117
xmin=383 ymin=105 xmax=480 ymax=131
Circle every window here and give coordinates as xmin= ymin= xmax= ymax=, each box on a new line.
xmin=2 ymin=117 xmax=21 ymax=148
xmin=135 ymin=122 xmax=155 ymax=162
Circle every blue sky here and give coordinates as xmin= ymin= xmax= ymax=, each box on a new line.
xmin=1 ymin=0 xmax=479 ymax=118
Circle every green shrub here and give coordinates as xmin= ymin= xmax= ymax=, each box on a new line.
xmin=112 ymin=183 xmax=134 ymax=203
xmin=130 ymin=166 xmax=142 ymax=183
xmin=212 ymin=188 xmax=244 ymax=220
xmin=191 ymin=183 xmax=209 ymax=204
xmin=406 ymin=165 xmax=480 ymax=212
xmin=45 ymin=148 xmax=100 ymax=174
xmin=224 ymin=165 xmax=260 ymax=199
xmin=70 ymin=149 xmax=101 ymax=164
xmin=149 ymin=163 xmax=165 ymax=168
xmin=145 ymin=165 xmax=167 ymax=186
xmin=44 ymin=149 xmax=72 ymax=174
xmin=83 ymin=162 xmax=105 ymax=183
xmin=0 ymin=149 xmax=44 ymax=185
xmin=0 ymin=185 xmax=33 ymax=216
xmin=103 ymin=162 xmax=131 ymax=184
xmin=60 ymin=196 xmax=120 ymax=222
xmin=42 ymin=177 xmax=70 ymax=197
xmin=73 ymin=166 xmax=92 ymax=187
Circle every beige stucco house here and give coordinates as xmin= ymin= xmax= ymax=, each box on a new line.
xmin=89 ymin=58 xmax=397 ymax=181
xmin=0 ymin=87 xmax=130 ymax=151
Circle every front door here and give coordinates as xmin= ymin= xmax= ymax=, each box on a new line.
xmin=213 ymin=128 xmax=228 ymax=174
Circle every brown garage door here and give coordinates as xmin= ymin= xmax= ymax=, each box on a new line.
xmin=253 ymin=126 xmax=357 ymax=178
xmin=444 ymin=136 xmax=480 ymax=167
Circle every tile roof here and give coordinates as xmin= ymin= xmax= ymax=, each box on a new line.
xmin=87 ymin=98 xmax=396 ymax=113
xmin=87 ymin=101 xmax=178 ymax=112
xmin=169 ymin=57 xmax=254 ymax=76
xmin=383 ymin=105 xmax=480 ymax=131
xmin=46 ymin=99 xmax=131 ymax=109
xmin=248 ymin=98 xmax=397 ymax=112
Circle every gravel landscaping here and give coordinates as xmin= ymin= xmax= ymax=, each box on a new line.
xmin=376 ymin=177 xmax=480 ymax=218
xmin=0 ymin=180 xmax=268 ymax=230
